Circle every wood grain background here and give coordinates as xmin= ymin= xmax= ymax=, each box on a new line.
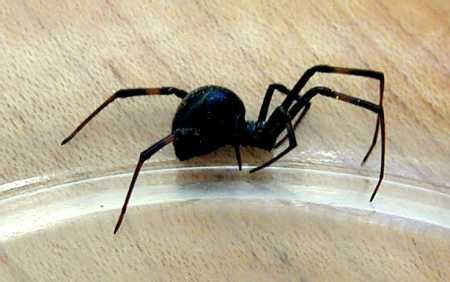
xmin=1 ymin=1 xmax=449 ymax=281
xmin=1 ymin=0 xmax=449 ymax=192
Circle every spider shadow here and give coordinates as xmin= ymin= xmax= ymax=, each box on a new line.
xmin=170 ymin=146 xmax=299 ymax=199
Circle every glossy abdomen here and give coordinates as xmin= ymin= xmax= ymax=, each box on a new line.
xmin=172 ymin=85 xmax=246 ymax=160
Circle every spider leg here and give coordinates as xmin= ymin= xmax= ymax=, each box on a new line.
xmin=282 ymin=65 xmax=384 ymax=164
xmin=258 ymin=83 xmax=304 ymax=122
xmin=234 ymin=144 xmax=242 ymax=171
xmin=250 ymin=111 xmax=297 ymax=173
xmin=61 ymin=87 xmax=187 ymax=145
xmin=256 ymin=83 xmax=308 ymax=148
xmin=361 ymin=116 xmax=380 ymax=165
xmin=274 ymin=102 xmax=312 ymax=149
xmin=114 ymin=134 xmax=175 ymax=234
xmin=233 ymin=114 xmax=243 ymax=170
xmin=258 ymin=83 xmax=290 ymax=122
xmin=289 ymin=86 xmax=385 ymax=202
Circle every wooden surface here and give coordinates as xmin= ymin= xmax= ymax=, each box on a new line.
xmin=1 ymin=0 xmax=449 ymax=281
xmin=1 ymin=0 xmax=449 ymax=191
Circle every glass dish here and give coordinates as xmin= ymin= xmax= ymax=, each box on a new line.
xmin=1 ymin=165 xmax=449 ymax=281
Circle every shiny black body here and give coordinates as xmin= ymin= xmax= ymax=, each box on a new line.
xmin=172 ymin=85 xmax=289 ymax=161
xmin=172 ymin=86 xmax=246 ymax=160
xmin=61 ymin=65 xmax=386 ymax=234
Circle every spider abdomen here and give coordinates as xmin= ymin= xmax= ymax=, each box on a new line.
xmin=172 ymin=85 xmax=246 ymax=160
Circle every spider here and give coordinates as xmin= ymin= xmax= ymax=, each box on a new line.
xmin=61 ymin=65 xmax=385 ymax=234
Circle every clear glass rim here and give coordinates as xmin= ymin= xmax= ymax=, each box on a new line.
xmin=1 ymin=164 xmax=449 ymax=241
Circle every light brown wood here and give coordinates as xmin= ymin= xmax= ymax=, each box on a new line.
xmin=1 ymin=0 xmax=449 ymax=281
xmin=1 ymin=0 xmax=449 ymax=190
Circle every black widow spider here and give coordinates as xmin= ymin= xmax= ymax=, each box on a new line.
xmin=61 ymin=65 xmax=385 ymax=234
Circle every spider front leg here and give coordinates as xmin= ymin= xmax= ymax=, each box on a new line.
xmin=250 ymin=109 xmax=297 ymax=173
xmin=114 ymin=134 xmax=175 ymax=234
xmin=257 ymin=83 xmax=311 ymax=148
xmin=258 ymin=83 xmax=291 ymax=122
xmin=274 ymin=102 xmax=311 ymax=149
xmin=283 ymin=65 xmax=384 ymax=165
xmin=61 ymin=87 xmax=187 ymax=145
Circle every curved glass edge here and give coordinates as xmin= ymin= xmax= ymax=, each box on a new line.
xmin=1 ymin=166 xmax=449 ymax=241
